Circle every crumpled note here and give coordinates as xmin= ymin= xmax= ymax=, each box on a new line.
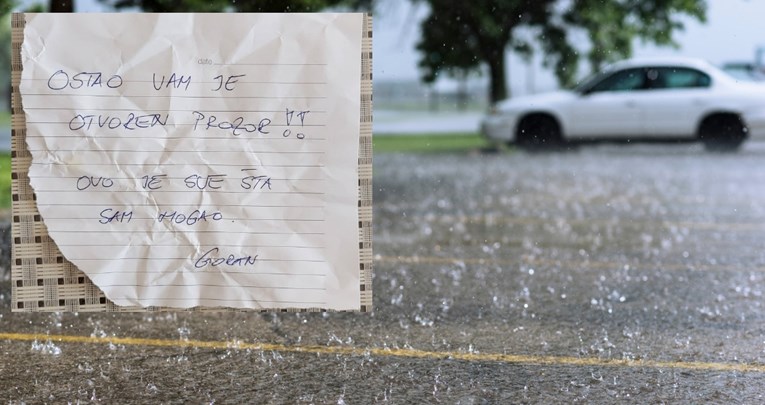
xmin=20 ymin=13 xmax=363 ymax=310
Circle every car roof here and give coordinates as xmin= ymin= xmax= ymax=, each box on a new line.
xmin=608 ymin=56 xmax=714 ymax=70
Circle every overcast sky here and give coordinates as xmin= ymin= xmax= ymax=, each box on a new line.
xmin=372 ymin=0 xmax=765 ymax=93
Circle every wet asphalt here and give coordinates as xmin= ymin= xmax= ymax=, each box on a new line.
xmin=2 ymin=141 xmax=765 ymax=403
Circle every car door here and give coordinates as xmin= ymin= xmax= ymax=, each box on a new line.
xmin=637 ymin=67 xmax=712 ymax=138
xmin=564 ymin=68 xmax=645 ymax=138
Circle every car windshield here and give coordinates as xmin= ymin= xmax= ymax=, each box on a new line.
xmin=573 ymin=68 xmax=614 ymax=94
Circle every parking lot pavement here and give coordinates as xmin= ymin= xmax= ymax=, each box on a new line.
xmin=3 ymin=142 xmax=765 ymax=403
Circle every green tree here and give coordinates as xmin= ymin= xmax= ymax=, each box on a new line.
xmin=0 ymin=0 xmax=11 ymax=15
xmin=0 ymin=13 xmax=10 ymax=110
xmin=49 ymin=0 xmax=73 ymax=12
xmin=416 ymin=0 xmax=553 ymax=103
xmin=561 ymin=0 xmax=707 ymax=79
xmin=1 ymin=0 xmax=66 ymax=112
xmin=415 ymin=0 xmax=707 ymax=103
xmin=1 ymin=0 xmax=14 ymax=111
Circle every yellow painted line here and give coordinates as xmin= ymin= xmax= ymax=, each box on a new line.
xmin=2 ymin=332 xmax=764 ymax=373
xmin=415 ymin=213 xmax=765 ymax=232
xmin=375 ymin=255 xmax=765 ymax=273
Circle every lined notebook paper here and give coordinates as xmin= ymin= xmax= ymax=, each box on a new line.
xmin=13 ymin=13 xmax=372 ymax=311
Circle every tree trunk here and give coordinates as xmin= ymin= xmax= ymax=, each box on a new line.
xmin=50 ymin=0 xmax=73 ymax=12
xmin=487 ymin=51 xmax=508 ymax=104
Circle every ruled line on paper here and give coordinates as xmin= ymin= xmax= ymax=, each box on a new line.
xmin=105 ymin=296 xmax=327 ymax=308
xmin=54 ymin=243 xmax=326 ymax=249
xmin=42 ymin=230 xmax=326 ymax=235
xmin=26 ymin=122 xmax=328 ymax=128
xmin=87 ymin=270 xmax=327 ymax=276
xmin=35 ymin=203 xmax=325 ymax=208
xmin=24 ymin=107 xmax=328 ymax=113
xmin=43 ymin=218 xmax=325 ymax=223
xmin=33 ymin=176 xmax=326 ymax=181
xmin=126 ymin=298 xmax=328 ymax=305
xmin=36 ymin=191 xmax=326 ymax=195
xmin=43 ymin=219 xmax=326 ymax=223
xmin=25 ymin=78 xmax=328 ymax=85
xmin=25 ymin=135 xmax=328 ymax=141
xmin=68 ymin=257 xmax=328 ymax=263
xmin=27 ymin=148 xmax=326 ymax=154
xmin=30 ymin=163 xmax=325 ymax=168
xmin=92 ymin=284 xmax=327 ymax=290
xmin=23 ymin=93 xmax=328 ymax=99
xmin=213 ymin=62 xmax=327 ymax=66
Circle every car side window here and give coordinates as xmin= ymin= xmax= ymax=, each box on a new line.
xmin=588 ymin=68 xmax=645 ymax=93
xmin=659 ymin=67 xmax=712 ymax=89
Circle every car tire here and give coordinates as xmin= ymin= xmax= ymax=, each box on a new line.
xmin=698 ymin=114 xmax=747 ymax=152
xmin=515 ymin=114 xmax=564 ymax=152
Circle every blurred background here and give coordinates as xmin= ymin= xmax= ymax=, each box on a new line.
xmin=1 ymin=0 xmax=764 ymax=142
xmin=1 ymin=0 xmax=765 ymax=143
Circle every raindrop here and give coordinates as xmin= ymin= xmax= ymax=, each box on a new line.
xmin=177 ymin=325 xmax=191 ymax=341
xmin=146 ymin=383 xmax=159 ymax=395
xmin=31 ymin=339 xmax=62 ymax=356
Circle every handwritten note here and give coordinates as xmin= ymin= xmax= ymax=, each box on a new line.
xmin=19 ymin=13 xmax=365 ymax=310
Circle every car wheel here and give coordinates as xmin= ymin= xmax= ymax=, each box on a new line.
xmin=698 ymin=114 xmax=747 ymax=152
xmin=516 ymin=114 xmax=564 ymax=152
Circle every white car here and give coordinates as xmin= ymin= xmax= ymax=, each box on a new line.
xmin=481 ymin=57 xmax=765 ymax=151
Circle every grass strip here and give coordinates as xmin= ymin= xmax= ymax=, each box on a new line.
xmin=0 ymin=152 xmax=9 ymax=209
xmin=373 ymin=132 xmax=494 ymax=153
